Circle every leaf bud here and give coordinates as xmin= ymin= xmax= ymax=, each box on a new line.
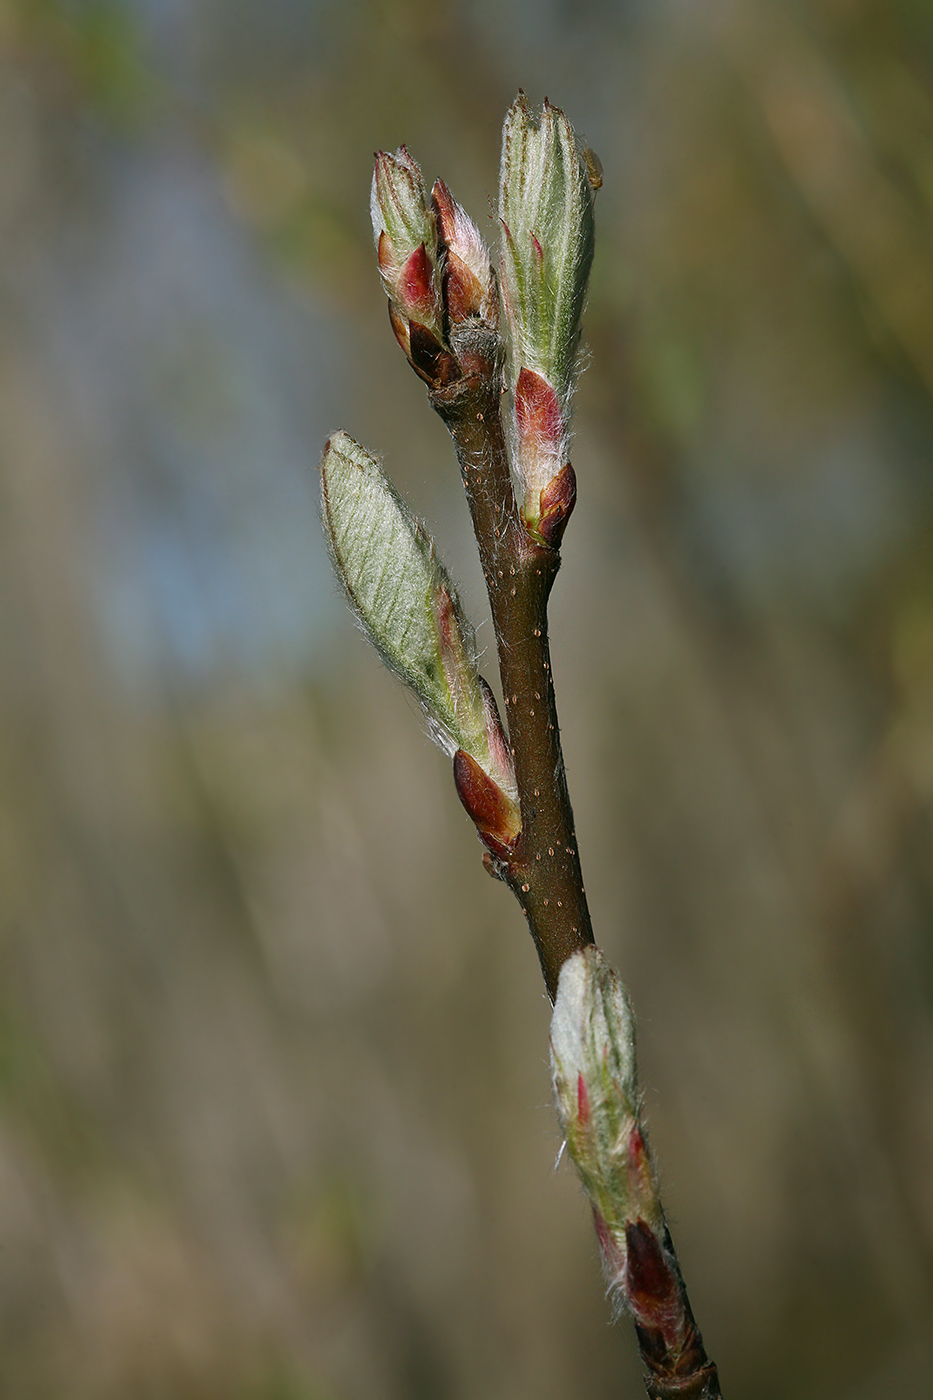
xmin=371 ymin=147 xmax=447 ymax=363
xmin=551 ymin=948 xmax=666 ymax=1313
xmin=498 ymin=94 xmax=596 ymax=538
xmin=320 ymin=432 xmax=518 ymax=814
xmin=453 ymin=748 xmax=521 ymax=859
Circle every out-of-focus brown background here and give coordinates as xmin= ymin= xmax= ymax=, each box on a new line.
xmin=2 ymin=1 xmax=933 ymax=1396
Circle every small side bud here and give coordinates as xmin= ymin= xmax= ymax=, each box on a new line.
xmin=408 ymin=319 xmax=460 ymax=387
xmin=453 ymin=749 xmax=521 ymax=859
xmin=450 ymin=670 xmax=518 ymax=860
xmin=582 ymin=145 xmax=603 ymax=191
xmin=536 ymin=462 xmax=577 ymax=548
xmin=431 ymin=178 xmax=498 ymax=330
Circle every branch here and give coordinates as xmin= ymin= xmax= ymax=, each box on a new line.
xmin=429 ymin=332 xmax=592 ymax=1001
xmin=322 ymin=94 xmax=724 ymax=1400
xmin=431 ymin=335 xmax=721 ymax=1400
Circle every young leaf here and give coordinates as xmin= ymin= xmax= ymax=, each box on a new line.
xmin=320 ymin=432 xmax=517 ymax=812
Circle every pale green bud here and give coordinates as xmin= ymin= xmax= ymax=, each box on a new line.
xmin=552 ymin=949 xmax=706 ymax=1353
xmin=320 ymin=432 xmax=517 ymax=806
xmin=498 ymin=93 xmax=596 ymax=409
xmin=498 ymin=95 xmax=596 ymax=540
xmin=551 ymin=948 xmax=663 ymax=1303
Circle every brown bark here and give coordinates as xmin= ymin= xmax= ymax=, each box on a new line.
xmin=425 ymin=326 xmax=722 ymax=1398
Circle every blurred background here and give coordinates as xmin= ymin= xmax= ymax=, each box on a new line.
xmin=1 ymin=0 xmax=933 ymax=1396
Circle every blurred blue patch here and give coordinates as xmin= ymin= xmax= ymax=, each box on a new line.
xmin=32 ymin=135 xmax=347 ymax=688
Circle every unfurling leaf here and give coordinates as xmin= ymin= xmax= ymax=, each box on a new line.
xmin=320 ymin=432 xmax=517 ymax=805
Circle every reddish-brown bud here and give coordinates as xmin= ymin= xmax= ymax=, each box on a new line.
xmin=515 ymin=366 xmax=564 ymax=449
xmin=537 ymin=462 xmax=577 ymax=547
xmin=398 ymin=242 xmax=438 ymax=325
xmin=387 ymin=304 xmax=460 ymax=387
xmin=431 ymin=178 xmax=497 ymax=328
xmin=624 ymin=1220 xmax=680 ymax=1325
xmin=408 ymin=320 xmax=460 ymax=386
xmin=623 ymin=1220 xmax=713 ymax=1385
xmin=453 ymin=748 xmax=521 ymax=858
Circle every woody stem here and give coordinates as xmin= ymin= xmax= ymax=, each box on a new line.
xmin=429 ymin=334 xmax=592 ymax=1003
xmin=429 ymin=333 xmax=721 ymax=1400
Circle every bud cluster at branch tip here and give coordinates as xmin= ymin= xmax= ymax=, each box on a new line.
xmin=498 ymin=93 xmax=597 ymax=541
xmin=320 ymin=432 xmax=519 ymax=855
xmin=371 ymin=148 xmax=496 ymax=387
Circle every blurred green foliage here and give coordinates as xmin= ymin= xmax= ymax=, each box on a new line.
xmin=2 ymin=0 xmax=154 ymax=123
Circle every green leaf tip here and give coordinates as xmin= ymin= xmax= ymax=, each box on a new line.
xmin=498 ymin=92 xmax=596 ymax=405
xmin=498 ymin=93 xmax=596 ymax=536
